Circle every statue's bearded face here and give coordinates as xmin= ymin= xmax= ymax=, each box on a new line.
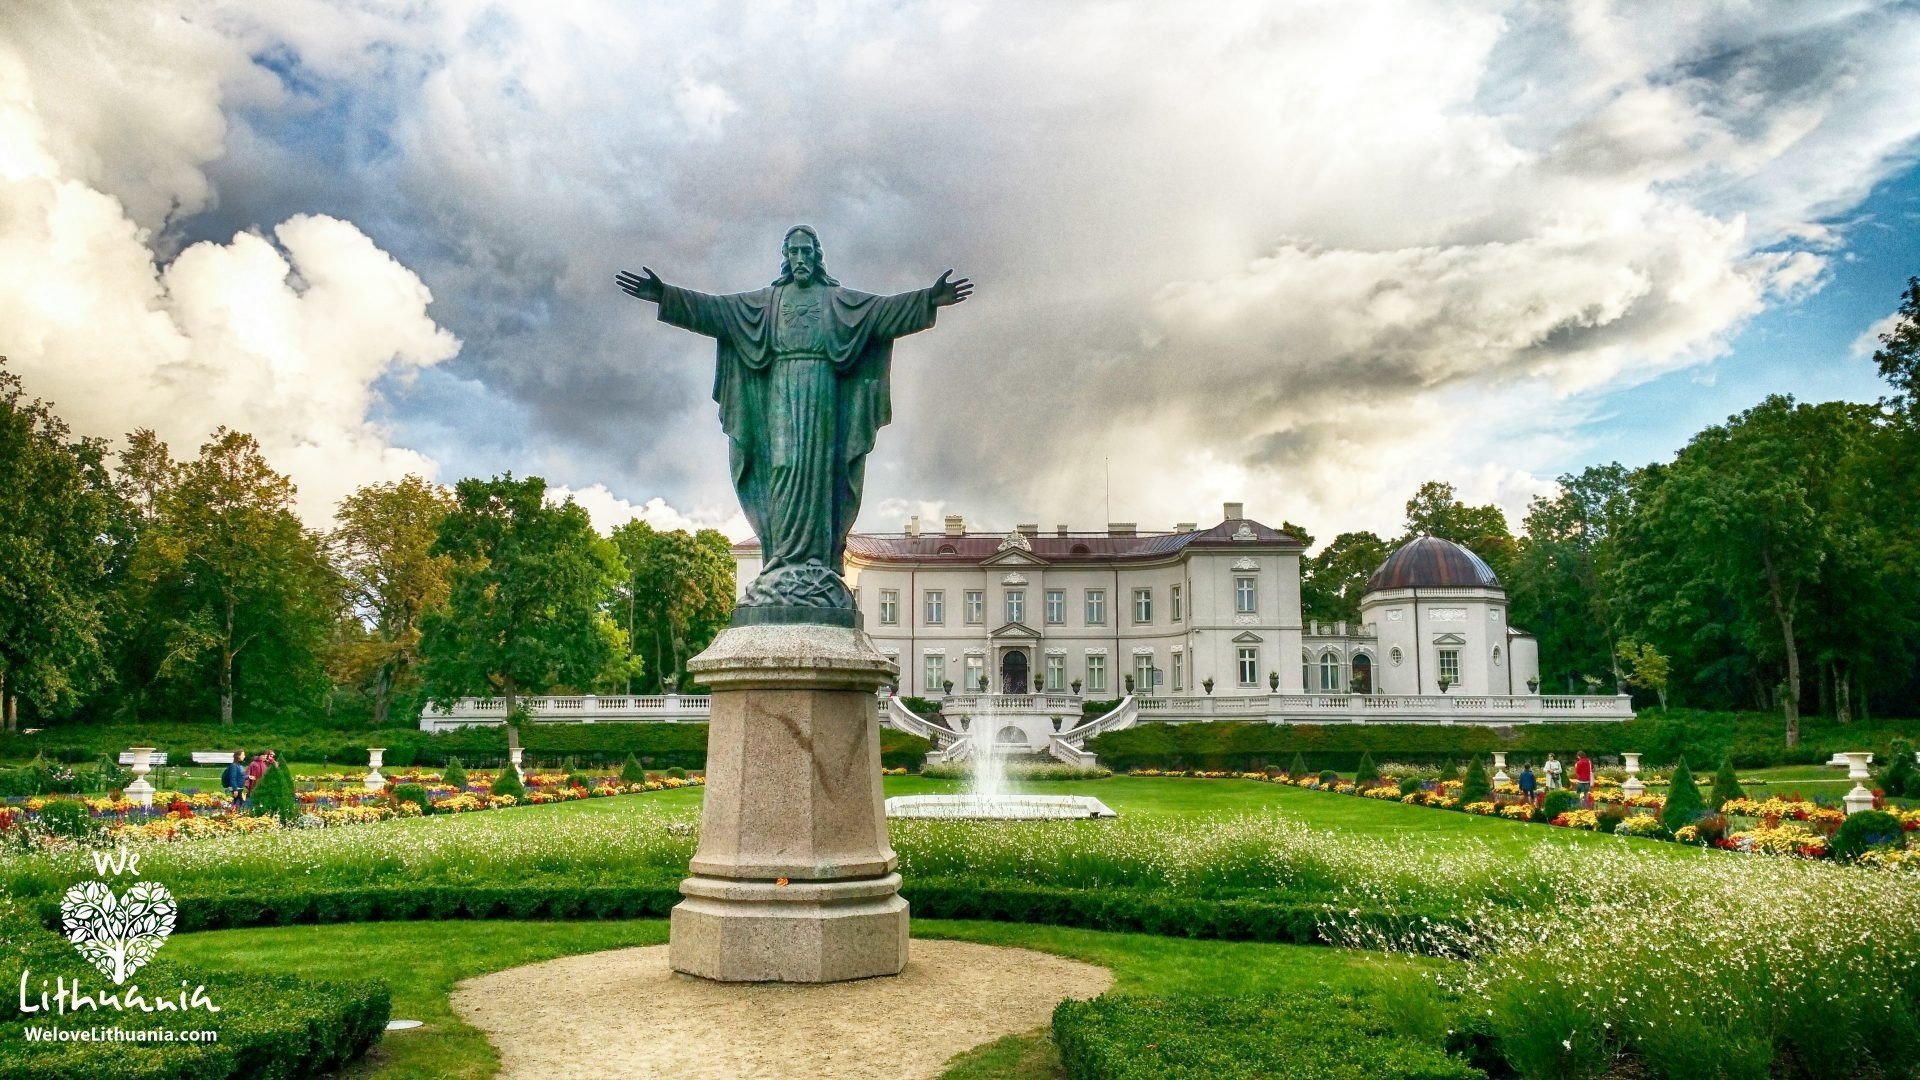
xmin=783 ymin=232 xmax=819 ymax=284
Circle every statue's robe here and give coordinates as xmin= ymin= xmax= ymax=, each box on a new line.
xmin=657 ymin=281 xmax=938 ymax=581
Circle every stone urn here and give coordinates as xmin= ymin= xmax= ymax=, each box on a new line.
xmin=365 ymin=747 xmax=387 ymax=792
xmin=125 ymin=747 xmax=156 ymax=809
xmin=1843 ymin=751 xmax=1876 ymax=816
xmin=1621 ymin=752 xmax=1644 ymax=798
xmin=508 ymin=746 xmax=525 ymax=779
xmin=1491 ymin=751 xmax=1510 ymax=788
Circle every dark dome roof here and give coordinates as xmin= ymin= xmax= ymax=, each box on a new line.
xmin=1364 ymin=536 xmax=1501 ymax=593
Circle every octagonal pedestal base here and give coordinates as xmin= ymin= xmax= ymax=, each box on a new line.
xmin=670 ymin=874 xmax=908 ymax=983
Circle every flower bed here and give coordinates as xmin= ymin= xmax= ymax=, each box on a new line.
xmin=1124 ymin=768 xmax=1920 ymax=865
xmin=0 ymin=769 xmax=705 ymax=846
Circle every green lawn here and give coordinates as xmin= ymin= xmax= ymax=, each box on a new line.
xmin=165 ymin=917 xmax=1441 ymax=1080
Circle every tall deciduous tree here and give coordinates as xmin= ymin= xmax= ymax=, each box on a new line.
xmin=0 ymin=362 xmax=116 ymax=729
xmin=1870 ymin=276 xmax=1920 ymax=420
xmin=608 ymin=521 xmax=735 ymax=693
xmin=419 ymin=475 xmax=626 ymax=719
xmin=331 ymin=476 xmax=455 ymax=725
xmin=133 ymin=429 xmax=337 ymax=724
xmin=1300 ymin=531 xmax=1391 ymax=625
xmin=1508 ymin=464 xmax=1634 ymax=693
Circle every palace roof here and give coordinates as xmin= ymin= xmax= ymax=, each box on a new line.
xmin=730 ymin=517 xmax=1304 ymax=564
xmin=1364 ymin=535 xmax=1502 ymax=593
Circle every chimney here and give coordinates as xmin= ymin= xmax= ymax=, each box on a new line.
xmin=1055 ymin=524 xmax=1070 ymax=537
xmin=1175 ymin=522 xmax=1196 ymax=533
xmin=1223 ymin=501 xmax=1244 ymax=521
xmin=1017 ymin=523 xmax=1039 ymax=537
xmin=1108 ymin=522 xmax=1136 ymax=537
xmin=944 ymin=514 xmax=965 ymax=537
xmin=905 ymin=515 xmax=920 ymax=537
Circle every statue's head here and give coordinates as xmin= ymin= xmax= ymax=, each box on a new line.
xmin=773 ymin=224 xmax=838 ymax=287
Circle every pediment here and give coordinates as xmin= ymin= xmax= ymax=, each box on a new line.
xmin=982 ymin=548 xmax=1048 ymax=567
xmin=989 ymin=621 xmax=1042 ymax=639
xmin=1231 ymin=631 xmax=1265 ymax=644
xmin=1431 ymin=632 xmax=1467 ymax=646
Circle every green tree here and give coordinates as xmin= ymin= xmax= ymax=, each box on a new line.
xmin=330 ymin=475 xmax=455 ymax=725
xmin=490 ymin=762 xmax=526 ymax=799
xmin=1711 ymin=756 xmax=1745 ymax=809
xmin=1301 ymin=531 xmax=1391 ymax=625
xmin=250 ymin=760 xmax=299 ymax=823
xmin=442 ymin=756 xmax=468 ymax=790
xmin=1508 ymin=464 xmax=1634 ymax=695
xmin=1660 ymin=758 xmax=1706 ymax=833
xmin=1460 ymin=757 xmax=1491 ymax=804
xmin=0 ymin=361 xmax=116 ymax=729
xmin=1287 ymin=752 xmax=1307 ymax=779
xmin=621 ymin=753 xmax=647 ymax=784
xmin=609 ymin=520 xmax=735 ymax=693
xmin=1869 ymin=276 xmax=1920 ymax=419
xmin=1401 ymin=481 xmax=1517 ymax=580
xmin=419 ymin=475 xmax=626 ymax=721
xmin=1617 ymin=639 xmax=1670 ymax=710
xmin=128 ymin=429 xmax=337 ymax=724
xmin=1353 ymin=750 xmax=1379 ymax=786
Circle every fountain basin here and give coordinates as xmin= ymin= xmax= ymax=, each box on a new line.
xmin=885 ymin=794 xmax=1117 ymax=820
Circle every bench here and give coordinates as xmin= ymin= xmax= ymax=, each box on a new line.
xmin=116 ymin=752 xmax=169 ymax=766
xmin=191 ymin=752 xmax=240 ymax=765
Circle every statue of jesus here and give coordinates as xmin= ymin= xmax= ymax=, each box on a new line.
xmin=617 ymin=226 xmax=972 ymax=625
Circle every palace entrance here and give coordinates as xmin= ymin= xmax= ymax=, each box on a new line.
xmin=1000 ymin=649 xmax=1030 ymax=694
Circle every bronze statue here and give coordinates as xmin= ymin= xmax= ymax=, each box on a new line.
xmin=618 ymin=226 xmax=971 ymax=625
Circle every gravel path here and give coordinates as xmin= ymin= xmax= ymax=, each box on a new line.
xmin=450 ymin=938 xmax=1113 ymax=1080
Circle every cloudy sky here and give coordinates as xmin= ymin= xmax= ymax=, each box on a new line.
xmin=4 ymin=1 xmax=1919 ymax=546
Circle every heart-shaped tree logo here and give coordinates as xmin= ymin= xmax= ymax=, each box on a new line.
xmin=60 ymin=879 xmax=177 ymax=984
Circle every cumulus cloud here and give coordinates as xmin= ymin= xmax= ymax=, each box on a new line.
xmin=551 ymin=483 xmax=747 ymax=539
xmin=6 ymin=0 xmax=1920 ymax=545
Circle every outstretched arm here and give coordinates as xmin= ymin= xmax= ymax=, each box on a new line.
xmin=616 ymin=267 xmax=665 ymax=304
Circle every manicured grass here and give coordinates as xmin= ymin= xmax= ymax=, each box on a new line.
xmin=164 ymin=919 xmax=671 ymax=1080
xmin=166 ymin=918 xmax=1444 ymax=1080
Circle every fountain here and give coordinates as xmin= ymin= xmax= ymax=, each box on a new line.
xmin=886 ymin=701 xmax=1116 ymax=820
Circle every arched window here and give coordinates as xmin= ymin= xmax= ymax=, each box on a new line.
xmin=1492 ymin=645 xmax=1503 ymax=666
xmin=1319 ymin=651 xmax=1341 ymax=692
xmin=1071 ymin=543 xmax=1091 ymax=555
xmin=1301 ymin=650 xmax=1312 ymax=692
xmin=1351 ymin=653 xmax=1374 ymax=694
xmin=937 ymin=543 xmax=958 ymax=555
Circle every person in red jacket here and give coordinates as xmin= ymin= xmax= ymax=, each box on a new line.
xmin=1573 ymin=751 xmax=1595 ymax=804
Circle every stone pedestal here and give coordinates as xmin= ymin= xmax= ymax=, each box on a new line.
xmin=1621 ymin=752 xmax=1644 ymax=798
xmin=365 ymin=747 xmax=387 ymax=792
xmin=671 ymin=622 xmax=906 ymax=983
xmin=125 ymin=746 xmax=156 ymax=810
xmin=1842 ymin=751 xmax=1876 ymax=816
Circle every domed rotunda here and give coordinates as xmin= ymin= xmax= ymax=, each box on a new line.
xmin=1357 ymin=536 xmax=1539 ymax=696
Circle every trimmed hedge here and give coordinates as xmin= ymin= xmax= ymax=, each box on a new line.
xmin=30 ymin=880 xmax=1456 ymax=951
xmin=0 ymin=907 xmax=388 ymax=1080
xmin=1087 ymin=710 xmax=1920 ymax=772
xmin=1053 ymin=992 xmax=1483 ymax=1080
xmin=0 ymin=722 xmax=932 ymax=772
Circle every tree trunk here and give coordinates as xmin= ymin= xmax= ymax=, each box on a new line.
xmin=372 ymin=662 xmax=394 ymax=727
xmin=1817 ymin=660 xmax=1830 ymax=719
xmin=626 ymin=588 xmax=636 ymax=696
xmin=1836 ymin=660 xmax=1852 ymax=724
xmin=1760 ymin=548 xmax=1800 ymax=748
xmin=0 ymin=669 xmax=10 ymax=732
xmin=221 ymin=599 xmax=236 ymax=725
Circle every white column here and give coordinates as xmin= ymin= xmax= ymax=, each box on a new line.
xmin=364 ymin=748 xmax=387 ymax=792
xmin=125 ymin=747 xmax=155 ymax=809
xmin=1621 ymin=752 xmax=1644 ymax=798
xmin=1843 ymin=752 xmax=1876 ymax=816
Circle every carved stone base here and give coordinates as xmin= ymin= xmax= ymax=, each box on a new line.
xmin=735 ymin=562 xmax=855 ymax=627
xmin=671 ymin=623 xmax=904 ymax=983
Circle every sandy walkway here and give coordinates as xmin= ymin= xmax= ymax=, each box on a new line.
xmin=449 ymin=938 xmax=1113 ymax=1080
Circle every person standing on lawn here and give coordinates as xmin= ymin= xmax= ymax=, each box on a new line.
xmin=1573 ymin=751 xmax=1594 ymax=804
xmin=1518 ymin=763 xmax=1538 ymax=805
xmin=245 ymin=749 xmax=272 ymax=796
xmin=222 ymin=751 xmax=249 ymax=807
xmin=1544 ymin=753 xmax=1563 ymax=791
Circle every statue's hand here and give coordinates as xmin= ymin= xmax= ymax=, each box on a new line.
xmin=930 ymin=269 xmax=973 ymax=308
xmin=616 ymin=267 xmax=665 ymax=304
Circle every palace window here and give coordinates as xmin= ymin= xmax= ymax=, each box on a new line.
xmin=924 ymin=590 xmax=944 ymax=625
xmin=879 ymin=589 xmax=899 ymax=626
xmin=1005 ymin=589 xmax=1025 ymax=624
xmin=1319 ymin=651 xmax=1341 ymax=692
xmin=964 ymin=590 xmax=984 ymax=624
xmin=1390 ymin=646 xmax=1404 ymax=666
xmin=924 ymin=654 xmax=945 ymax=691
xmin=1045 ymin=589 xmax=1065 ymax=624
xmin=1170 ymin=584 xmax=1182 ymax=622
xmin=1086 ymin=654 xmax=1106 ymax=693
xmin=1234 ymin=576 xmax=1257 ymax=614
xmin=1045 ymin=654 xmax=1065 ymax=691
xmin=1134 ymin=654 xmax=1155 ymax=694
xmin=1172 ymin=651 xmax=1184 ymax=692
xmin=1133 ymin=588 xmax=1152 ymax=624
xmin=1491 ymin=645 xmax=1503 ymax=666
xmin=1237 ymin=647 xmax=1259 ymax=687
xmin=1085 ymin=589 xmax=1107 ymax=625
xmin=1438 ymin=648 xmax=1461 ymax=686
xmin=964 ymin=655 xmax=986 ymax=692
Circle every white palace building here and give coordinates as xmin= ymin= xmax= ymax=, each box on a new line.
xmin=420 ymin=503 xmax=1630 ymax=751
